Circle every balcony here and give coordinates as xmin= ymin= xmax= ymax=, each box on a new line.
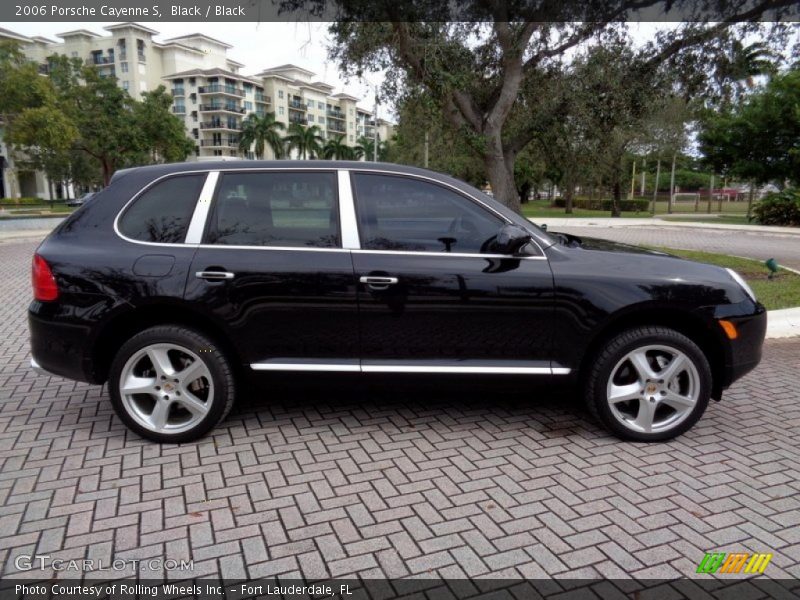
xmin=198 ymin=84 xmax=245 ymax=97
xmin=289 ymin=115 xmax=308 ymax=125
xmin=327 ymin=123 xmax=346 ymax=134
xmin=198 ymin=104 xmax=246 ymax=114
xmin=326 ymin=110 xmax=345 ymax=121
xmin=87 ymin=56 xmax=115 ymax=65
xmin=200 ymin=138 xmax=239 ymax=148
xmin=171 ymin=87 xmax=185 ymax=97
xmin=288 ymin=99 xmax=306 ymax=110
xmin=200 ymin=121 xmax=240 ymax=130
xmin=254 ymin=93 xmax=270 ymax=104
xmin=172 ymin=106 xmax=186 ymax=114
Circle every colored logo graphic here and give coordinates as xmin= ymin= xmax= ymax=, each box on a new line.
xmin=697 ymin=552 xmax=772 ymax=574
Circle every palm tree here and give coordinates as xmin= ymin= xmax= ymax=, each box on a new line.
xmin=355 ymin=135 xmax=390 ymax=161
xmin=321 ymin=135 xmax=353 ymax=160
xmin=238 ymin=112 xmax=285 ymax=159
xmin=284 ymin=123 xmax=324 ymax=159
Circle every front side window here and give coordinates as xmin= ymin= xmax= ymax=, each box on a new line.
xmin=353 ymin=173 xmax=504 ymax=253
xmin=119 ymin=174 xmax=205 ymax=243
xmin=206 ymin=172 xmax=339 ymax=248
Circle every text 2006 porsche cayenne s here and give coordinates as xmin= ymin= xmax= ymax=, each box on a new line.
xmin=29 ymin=161 xmax=765 ymax=443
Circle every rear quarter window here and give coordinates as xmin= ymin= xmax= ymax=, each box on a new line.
xmin=118 ymin=174 xmax=205 ymax=243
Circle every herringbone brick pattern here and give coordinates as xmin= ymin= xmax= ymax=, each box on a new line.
xmin=1 ymin=240 xmax=799 ymax=581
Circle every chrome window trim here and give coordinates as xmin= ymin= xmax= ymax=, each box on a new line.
xmin=184 ymin=171 xmax=219 ymax=244
xmin=249 ymin=361 xmax=571 ymax=375
xmin=337 ymin=169 xmax=360 ymax=249
xmin=113 ymin=167 xmax=343 ymax=249
xmin=351 ymin=249 xmax=547 ymax=260
xmin=347 ymin=168 xmax=546 ymax=258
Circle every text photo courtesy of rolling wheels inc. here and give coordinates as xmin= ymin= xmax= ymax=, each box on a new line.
xmin=2 ymin=1 xmax=800 ymax=599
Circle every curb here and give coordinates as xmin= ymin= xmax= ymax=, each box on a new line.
xmin=766 ymin=307 xmax=800 ymax=339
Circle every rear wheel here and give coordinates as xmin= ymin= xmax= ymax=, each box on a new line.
xmin=108 ymin=326 xmax=235 ymax=443
xmin=585 ymin=326 xmax=711 ymax=442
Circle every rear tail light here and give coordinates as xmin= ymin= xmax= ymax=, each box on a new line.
xmin=32 ymin=254 xmax=59 ymax=301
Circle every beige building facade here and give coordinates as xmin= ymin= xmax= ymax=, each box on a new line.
xmin=0 ymin=23 xmax=394 ymax=198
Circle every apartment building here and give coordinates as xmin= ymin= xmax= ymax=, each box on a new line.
xmin=0 ymin=23 xmax=393 ymax=198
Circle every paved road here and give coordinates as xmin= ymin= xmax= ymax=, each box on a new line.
xmin=551 ymin=224 xmax=800 ymax=271
xmin=2 ymin=240 xmax=800 ymax=583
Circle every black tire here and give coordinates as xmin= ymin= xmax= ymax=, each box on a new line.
xmin=108 ymin=325 xmax=236 ymax=443
xmin=584 ymin=326 xmax=711 ymax=442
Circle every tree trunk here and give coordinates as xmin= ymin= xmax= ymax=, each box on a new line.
xmin=611 ymin=180 xmax=622 ymax=217
xmin=517 ymin=181 xmax=531 ymax=205
xmin=485 ymin=141 xmax=519 ymax=213
xmin=101 ymin=159 xmax=114 ymax=187
xmin=564 ymin=181 xmax=574 ymax=214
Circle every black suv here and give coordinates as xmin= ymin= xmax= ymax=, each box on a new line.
xmin=29 ymin=162 xmax=766 ymax=443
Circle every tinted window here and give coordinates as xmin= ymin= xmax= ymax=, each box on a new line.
xmin=353 ymin=173 xmax=504 ymax=253
xmin=206 ymin=172 xmax=339 ymax=248
xmin=119 ymin=175 xmax=204 ymax=243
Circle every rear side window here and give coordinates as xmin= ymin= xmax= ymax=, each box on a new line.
xmin=119 ymin=174 xmax=205 ymax=243
xmin=206 ymin=171 xmax=339 ymax=248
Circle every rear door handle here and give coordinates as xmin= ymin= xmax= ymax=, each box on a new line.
xmin=196 ymin=270 xmax=235 ymax=281
xmin=360 ymin=276 xmax=398 ymax=290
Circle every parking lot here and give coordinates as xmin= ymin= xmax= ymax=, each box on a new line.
xmin=2 ymin=239 xmax=800 ymax=581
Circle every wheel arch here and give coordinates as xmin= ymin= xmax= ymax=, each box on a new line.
xmin=576 ymin=306 xmax=729 ymax=400
xmin=89 ymin=302 xmax=244 ymax=384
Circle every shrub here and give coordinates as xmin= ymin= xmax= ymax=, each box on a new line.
xmin=552 ymin=198 xmax=649 ymax=212
xmin=0 ymin=197 xmax=46 ymax=205
xmin=753 ymin=189 xmax=800 ymax=226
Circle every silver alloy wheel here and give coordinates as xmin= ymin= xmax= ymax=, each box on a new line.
xmin=119 ymin=343 xmax=213 ymax=435
xmin=606 ymin=344 xmax=700 ymax=434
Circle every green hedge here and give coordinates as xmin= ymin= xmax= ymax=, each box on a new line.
xmin=0 ymin=197 xmax=49 ymax=205
xmin=552 ymin=198 xmax=649 ymax=212
xmin=753 ymin=189 xmax=800 ymax=226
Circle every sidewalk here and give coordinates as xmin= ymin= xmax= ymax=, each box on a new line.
xmin=534 ymin=216 xmax=800 ymax=235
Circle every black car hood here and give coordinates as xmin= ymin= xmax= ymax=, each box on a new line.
xmin=553 ymin=232 xmax=672 ymax=256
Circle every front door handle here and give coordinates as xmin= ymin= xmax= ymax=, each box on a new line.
xmin=196 ymin=270 xmax=235 ymax=281
xmin=360 ymin=276 xmax=398 ymax=290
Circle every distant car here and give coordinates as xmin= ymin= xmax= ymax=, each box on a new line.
xmin=29 ymin=161 xmax=766 ymax=443
xmin=66 ymin=192 xmax=94 ymax=207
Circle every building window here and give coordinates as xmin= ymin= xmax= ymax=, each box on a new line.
xmin=308 ymin=115 xmax=314 ymax=123
xmin=349 ymin=122 xmax=353 ymax=129
xmin=244 ymin=101 xmax=253 ymax=111
xmin=120 ymin=62 xmax=128 ymax=73
xmin=70 ymin=51 xmax=78 ymax=58
xmin=278 ymin=106 xmax=284 ymax=115
xmin=278 ymin=90 xmax=284 ymax=99
xmin=349 ymin=135 xmax=354 ymax=141
xmin=349 ymin=108 xmax=354 ymax=115
xmin=319 ymin=117 xmax=325 ymax=125
xmin=318 ymin=101 xmax=324 ymax=110
xmin=122 ymin=80 xmax=129 ymax=90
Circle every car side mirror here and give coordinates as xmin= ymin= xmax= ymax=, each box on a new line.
xmin=490 ymin=224 xmax=532 ymax=255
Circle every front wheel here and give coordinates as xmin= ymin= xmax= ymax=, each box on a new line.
xmin=585 ymin=326 xmax=711 ymax=442
xmin=108 ymin=325 xmax=236 ymax=443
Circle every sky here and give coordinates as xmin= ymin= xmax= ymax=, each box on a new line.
xmin=7 ymin=21 xmax=384 ymax=113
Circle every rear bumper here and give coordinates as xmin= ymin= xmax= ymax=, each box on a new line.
xmin=29 ymin=308 xmax=96 ymax=383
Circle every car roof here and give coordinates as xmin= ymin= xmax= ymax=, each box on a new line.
xmin=112 ymin=160 xmax=452 ymax=182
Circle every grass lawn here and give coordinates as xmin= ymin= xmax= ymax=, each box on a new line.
xmin=650 ymin=247 xmax=800 ymax=311
xmin=522 ymin=199 xmax=751 ymax=220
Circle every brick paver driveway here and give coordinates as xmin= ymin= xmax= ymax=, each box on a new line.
xmin=2 ymin=239 xmax=800 ymax=581
xmin=549 ymin=223 xmax=800 ymax=271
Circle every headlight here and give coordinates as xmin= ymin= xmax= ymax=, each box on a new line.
xmin=726 ymin=268 xmax=757 ymax=302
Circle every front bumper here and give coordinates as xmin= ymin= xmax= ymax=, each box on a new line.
xmin=720 ymin=306 xmax=767 ymax=388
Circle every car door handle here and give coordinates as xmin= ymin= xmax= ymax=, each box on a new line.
xmin=360 ymin=276 xmax=398 ymax=290
xmin=196 ymin=270 xmax=235 ymax=281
